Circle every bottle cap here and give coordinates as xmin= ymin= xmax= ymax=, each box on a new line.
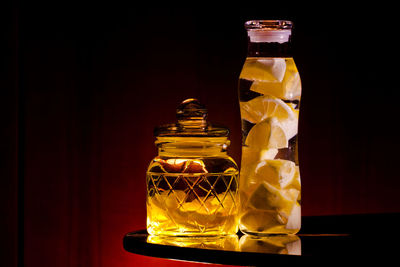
xmin=245 ymin=20 xmax=292 ymax=43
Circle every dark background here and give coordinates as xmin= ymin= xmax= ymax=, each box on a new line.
xmin=2 ymin=1 xmax=400 ymax=266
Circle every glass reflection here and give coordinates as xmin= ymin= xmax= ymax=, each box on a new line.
xmin=147 ymin=234 xmax=301 ymax=255
xmin=239 ymin=234 xmax=301 ymax=255
xmin=147 ymin=235 xmax=239 ymax=251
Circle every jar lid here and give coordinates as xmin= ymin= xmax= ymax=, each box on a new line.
xmin=154 ymin=98 xmax=229 ymax=137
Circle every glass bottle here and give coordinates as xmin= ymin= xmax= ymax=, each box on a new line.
xmin=146 ymin=98 xmax=239 ymax=236
xmin=238 ymin=20 xmax=301 ymax=235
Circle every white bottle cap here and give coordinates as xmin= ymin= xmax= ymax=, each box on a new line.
xmin=245 ymin=20 xmax=292 ymax=43
xmin=248 ymin=29 xmax=291 ymax=43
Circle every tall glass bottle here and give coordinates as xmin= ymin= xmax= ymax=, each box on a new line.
xmin=238 ymin=20 xmax=301 ymax=235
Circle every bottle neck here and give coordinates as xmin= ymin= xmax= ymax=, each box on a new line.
xmin=247 ymin=38 xmax=293 ymax=57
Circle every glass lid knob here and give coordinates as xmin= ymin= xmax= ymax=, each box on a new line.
xmin=176 ymin=98 xmax=208 ymax=130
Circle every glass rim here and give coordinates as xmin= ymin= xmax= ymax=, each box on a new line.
xmin=245 ymin=20 xmax=293 ymax=31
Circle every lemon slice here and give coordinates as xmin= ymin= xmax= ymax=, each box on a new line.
xmin=240 ymin=95 xmax=293 ymax=123
xmin=249 ymin=60 xmax=301 ymax=100
xmin=240 ymin=95 xmax=298 ymax=140
xmin=248 ymin=182 xmax=295 ymax=214
xmin=242 ymin=146 xmax=279 ymax=161
xmin=240 ymin=58 xmax=286 ymax=82
xmin=254 ymin=159 xmax=296 ymax=188
xmin=286 ymin=203 xmax=301 ymax=230
xmin=240 ymin=209 xmax=287 ymax=232
xmin=281 ymin=102 xmax=299 ymax=140
xmin=201 ymin=196 xmax=221 ymax=214
xmin=240 ymin=147 xmax=278 ymax=183
xmin=245 ymin=117 xmax=288 ymax=149
xmin=290 ymin=166 xmax=301 ymax=190
xmin=162 ymin=190 xmax=186 ymax=210
xmin=260 ymin=148 xmax=279 ymax=160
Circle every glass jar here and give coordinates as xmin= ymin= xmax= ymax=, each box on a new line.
xmin=238 ymin=20 xmax=302 ymax=235
xmin=146 ymin=98 xmax=239 ymax=236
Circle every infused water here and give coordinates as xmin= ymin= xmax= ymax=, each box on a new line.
xmin=239 ymin=56 xmax=301 ymax=235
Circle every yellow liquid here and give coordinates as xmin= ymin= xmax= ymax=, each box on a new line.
xmin=238 ymin=57 xmax=301 ymax=235
xmin=146 ymin=155 xmax=239 ymax=236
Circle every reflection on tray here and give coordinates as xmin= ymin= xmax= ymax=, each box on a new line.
xmin=239 ymin=235 xmax=301 ymax=255
xmin=147 ymin=234 xmax=301 ymax=255
xmin=147 ymin=235 xmax=239 ymax=251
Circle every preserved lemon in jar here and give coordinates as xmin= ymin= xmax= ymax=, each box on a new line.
xmin=146 ymin=99 xmax=239 ymax=236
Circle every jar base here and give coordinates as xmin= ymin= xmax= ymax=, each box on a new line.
xmin=147 ymin=229 xmax=238 ymax=237
xmin=239 ymin=226 xmax=300 ymax=236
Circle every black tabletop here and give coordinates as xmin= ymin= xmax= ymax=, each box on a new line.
xmin=123 ymin=213 xmax=400 ymax=265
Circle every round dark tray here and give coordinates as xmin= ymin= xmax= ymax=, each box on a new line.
xmin=123 ymin=213 xmax=400 ymax=265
